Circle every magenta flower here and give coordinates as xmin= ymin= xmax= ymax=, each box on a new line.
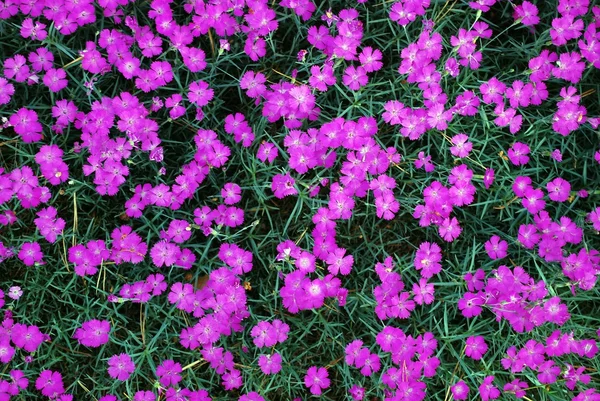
xmin=134 ymin=391 xmax=156 ymax=401
xmin=73 ymin=319 xmax=111 ymax=348
xmin=258 ymin=353 xmax=282 ymax=375
xmin=222 ymin=183 xmax=242 ymax=205
xmin=18 ymin=242 xmax=44 ymax=266
xmin=414 ymin=241 xmax=442 ymax=279
xmin=155 ymin=359 xmax=182 ymax=387
xmin=239 ymin=392 xmax=265 ymax=401
xmin=240 ymin=71 xmax=267 ymax=99
xmin=450 ymin=134 xmax=473 ymax=158
xmin=522 ymin=187 xmax=546 ymax=214
xmin=514 ymin=1 xmax=539 ymax=26
xmin=165 ymin=220 xmax=192 ymax=243
xmin=349 ymin=384 xmax=365 ymax=401
xmin=359 ymin=47 xmax=383 ymax=72
xmin=461 ymin=271 xmax=486 ymax=295
xmin=271 ymin=173 xmax=297 ymax=199
xmin=483 ymin=168 xmax=495 ymax=189
xmin=150 ymin=241 xmax=181 ymax=268
xmin=257 ymin=142 xmax=278 ymax=163
xmin=0 ymin=77 xmax=15 ymax=105
xmin=479 ymin=376 xmax=500 ymax=401
xmin=439 ymin=217 xmax=461 ymax=242
xmin=222 ymin=368 xmax=243 ymax=390
xmin=43 ymin=68 xmax=68 ymax=92
xmin=186 ymin=81 xmax=213 ymax=108
xmin=304 ymin=366 xmax=330 ymax=395
xmin=546 ymin=177 xmax=571 ymax=202
xmin=107 ymin=353 xmax=135 ymax=381
xmin=35 ymin=370 xmax=64 ymax=398
xmin=504 ymin=379 xmax=528 ymax=398
xmin=9 ymin=108 xmax=43 ymax=143
xmin=465 ymin=336 xmax=488 ymax=360
xmin=415 ymin=151 xmax=435 ymax=172
xmin=451 ymin=381 xmax=469 ymax=400
xmin=309 ymin=63 xmax=336 ymax=92
xmin=343 ymin=65 xmax=368 ymax=91
xmin=484 ymin=235 xmax=508 ymax=259
xmin=458 ymin=292 xmax=483 ymax=318
xmin=507 ymin=142 xmax=530 ymax=166
xmin=413 ymin=278 xmax=435 ymax=305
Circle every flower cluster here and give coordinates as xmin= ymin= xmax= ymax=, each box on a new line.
xmin=459 ymin=265 xmax=571 ymax=332
xmin=414 ymin=164 xmax=477 ymax=242
xmin=111 ymin=273 xmax=167 ymax=303
xmin=278 ymin=242 xmax=349 ymax=314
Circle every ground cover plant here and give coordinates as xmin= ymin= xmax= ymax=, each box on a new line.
xmin=0 ymin=0 xmax=599 ymax=399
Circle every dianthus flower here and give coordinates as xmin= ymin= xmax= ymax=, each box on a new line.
xmin=465 ymin=336 xmax=488 ymax=360
xmin=240 ymin=71 xmax=267 ymax=99
xmin=507 ymin=142 xmax=530 ymax=166
xmin=450 ymin=134 xmax=473 ymax=158
xmin=258 ymin=353 xmax=282 ymax=375
xmin=484 ymin=235 xmax=508 ymax=259
xmin=18 ymin=241 xmax=43 ymax=266
xmin=271 ymin=173 xmax=297 ymax=198
xmin=107 ymin=353 xmax=135 ymax=381
xmin=479 ymin=376 xmax=500 ymax=401
xmin=439 ymin=217 xmax=461 ymax=242
xmin=35 ymin=370 xmax=64 ymax=398
xmin=73 ymin=319 xmax=111 ymax=348
xmin=458 ymin=292 xmax=483 ymax=318
xmin=304 ymin=366 xmax=330 ymax=395
xmin=222 ymin=183 xmax=242 ymax=204
xmin=43 ymin=68 xmax=68 ymax=92
xmin=155 ymin=360 xmax=182 ymax=387
xmin=546 ymin=177 xmax=571 ymax=202
xmin=451 ymin=381 xmax=469 ymax=400
xmin=514 ymin=1 xmax=539 ymax=26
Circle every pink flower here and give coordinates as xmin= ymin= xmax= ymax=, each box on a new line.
xmin=107 ymin=353 xmax=136 ymax=381
xmin=507 ymin=142 xmax=530 ymax=166
xmin=35 ymin=370 xmax=64 ymax=398
xmin=187 ymin=85 xmax=212 ymax=112
xmin=484 ymin=235 xmax=508 ymax=259
xmin=343 ymin=65 xmax=368 ymax=90
xmin=309 ymin=63 xmax=336 ymax=92
xmin=155 ymin=359 xmax=182 ymax=387
xmin=451 ymin=381 xmax=469 ymax=400
xmin=271 ymin=173 xmax=297 ymax=198
xmin=240 ymin=71 xmax=267 ymax=99
xmin=504 ymin=379 xmax=528 ymax=398
xmin=18 ymin=242 xmax=44 ymax=266
xmin=43 ymin=68 xmax=68 ymax=92
xmin=21 ymin=18 xmax=47 ymax=40
xmin=546 ymin=177 xmax=571 ymax=202
xmin=304 ymin=366 xmax=330 ymax=395
xmin=439 ymin=217 xmax=461 ymax=242
xmin=150 ymin=241 xmax=181 ymax=267
xmin=413 ymin=278 xmax=435 ymax=305
xmin=483 ymin=168 xmax=495 ymax=189
xmin=415 ymin=151 xmax=435 ymax=172
xmin=9 ymin=108 xmax=43 ymax=143
xmin=258 ymin=353 xmax=282 ymax=375
xmin=73 ymin=319 xmax=111 ymax=348
xmin=458 ymin=292 xmax=483 ymax=318
xmin=465 ymin=336 xmax=488 ymax=360
xmin=479 ymin=376 xmax=500 ymax=401
xmin=359 ymin=46 xmax=383 ymax=72
xmin=514 ymin=1 xmax=539 ymax=26
xmin=450 ymin=134 xmax=473 ymax=158
xmin=222 ymin=183 xmax=242 ymax=205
